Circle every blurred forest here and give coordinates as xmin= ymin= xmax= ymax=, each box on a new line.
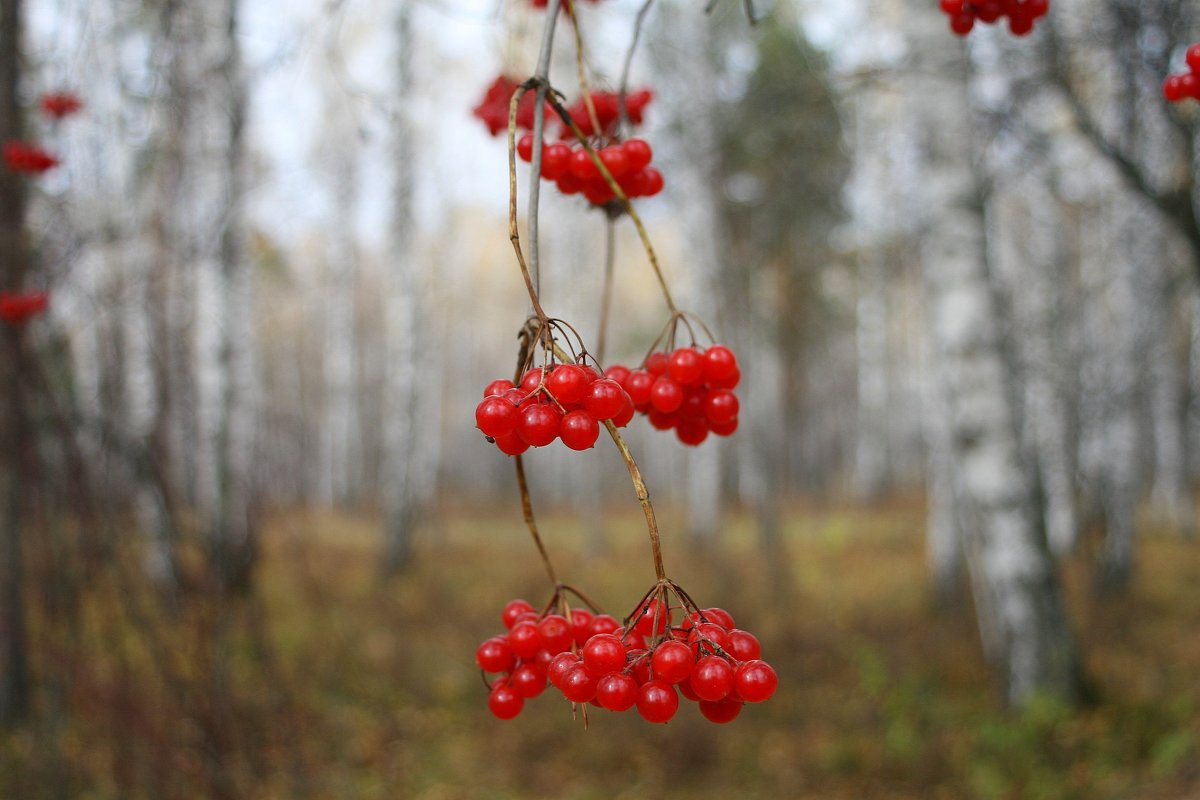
xmin=1 ymin=0 xmax=1200 ymax=797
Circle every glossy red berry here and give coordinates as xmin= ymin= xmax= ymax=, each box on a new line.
xmin=570 ymin=608 xmax=594 ymax=645
xmin=636 ymin=680 xmax=679 ymax=723
xmin=483 ymin=379 xmax=515 ymax=398
xmin=949 ymin=11 xmax=975 ymax=35
xmin=727 ymin=629 xmax=762 ymax=661
xmin=537 ymin=614 xmax=573 ymax=654
xmin=596 ymin=673 xmax=638 ymax=711
xmin=508 ymin=620 xmax=542 ymax=659
xmin=560 ymin=410 xmax=600 ymax=450
xmin=493 ymin=431 xmax=530 ymax=455
xmin=598 ymin=145 xmax=630 ymax=178
xmin=517 ymin=403 xmax=561 ymax=447
xmin=488 ymin=685 xmax=524 ymax=719
xmin=702 ymin=608 xmax=735 ymax=629
xmin=704 ymin=389 xmax=739 ymax=425
xmin=560 ymin=666 xmax=598 ymax=703
xmin=691 ymin=655 xmax=735 ymax=701
xmin=546 ymin=364 xmax=589 ymax=404
xmin=588 ymin=613 xmax=621 ymax=637
xmin=476 ymin=396 xmax=518 ymax=438
xmin=624 ymin=370 xmax=655 ymax=407
xmin=569 ymin=147 xmax=601 ymax=180
xmin=702 ymin=345 xmax=738 ymax=381
xmin=517 ymin=133 xmax=534 ymax=162
xmin=476 ymin=637 xmax=516 ymax=673
xmin=622 ymin=138 xmax=652 ymax=171
xmin=584 ymin=379 xmax=625 ymax=420
xmin=710 ymin=417 xmax=738 ymax=437
xmin=650 ymin=640 xmax=694 ymax=684
xmin=668 ymin=348 xmax=704 ymax=385
xmin=509 ymin=663 xmax=548 ymax=698
xmin=734 ymin=660 xmax=778 ymax=703
xmin=582 ymin=633 xmax=627 ymax=677
xmin=542 ymin=142 xmax=571 ymax=180
xmin=519 ymin=367 xmax=544 ymax=392
xmin=548 ymin=652 xmax=581 ymax=688
xmin=611 ymin=394 xmax=636 ymax=427
xmin=699 ymin=697 xmax=743 ymax=723
xmin=650 ymin=377 xmax=684 ymax=413
xmin=675 ymin=420 xmax=709 ymax=446
xmin=1188 ymin=43 xmax=1200 ymax=73
xmin=502 ymin=599 xmax=535 ymax=628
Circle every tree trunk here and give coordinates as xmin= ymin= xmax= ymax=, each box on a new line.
xmin=0 ymin=0 xmax=31 ymax=728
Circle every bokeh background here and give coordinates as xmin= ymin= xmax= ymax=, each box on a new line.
xmin=1 ymin=0 xmax=1199 ymax=797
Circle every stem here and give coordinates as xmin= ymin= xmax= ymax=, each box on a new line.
xmin=602 ymin=420 xmax=666 ymax=581
xmin=568 ymin=12 xmax=603 ymax=138
xmin=514 ymin=454 xmax=558 ymax=586
xmin=596 ymin=217 xmax=616 ymax=364
xmin=526 ymin=0 xmax=563 ymax=299
xmin=507 ymin=88 xmax=552 ymax=329
xmin=618 ymin=0 xmax=656 ymax=132
xmin=550 ymin=95 xmax=679 ymax=314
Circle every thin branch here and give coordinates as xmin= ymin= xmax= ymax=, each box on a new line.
xmin=596 ymin=217 xmax=616 ymax=364
xmin=514 ymin=455 xmax=558 ymax=586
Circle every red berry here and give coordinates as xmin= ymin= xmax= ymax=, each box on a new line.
xmin=689 ymin=622 xmax=732 ymax=656
xmin=728 ymin=629 xmax=762 ymax=661
xmin=517 ymin=403 xmax=561 ymax=447
xmin=632 ymin=598 xmax=669 ymax=636
xmin=624 ymin=370 xmax=655 ymax=407
xmin=648 ymin=410 xmax=676 ymax=431
xmin=710 ymin=417 xmax=738 ymax=437
xmin=976 ymin=1 xmax=1002 ymax=23
xmin=612 ymin=393 xmax=636 ymax=427
xmin=640 ymin=168 xmax=664 ymax=197
xmin=703 ymin=607 xmax=735 ymax=629
xmin=584 ymin=379 xmax=625 ymax=420
xmin=503 ymin=599 xmax=535 ymax=628
xmin=702 ymin=345 xmax=738 ymax=381
xmin=636 ymin=680 xmax=679 ymax=723
xmin=542 ymin=142 xmax=571 ymax=180
xmin=493 ymin=431 xmax=530 ymax=455
xmin=645 ymin=351 xmax=668 ymax=375
xmin=560 ymin=410 xmax=600 ymax=450
xmin=476 ymin=396 xmax=518 ymax=438
xmin=650 ymin=377 xmax=684 ymax=413
xmin=589 ymin=614 xmax=621 ymax=637
xmin=483 ymin=379 xmax=515 ymax=398
xmin=537 ymin=614 xmax=573 ymax=654
xmin=510 ymin=662 xmax=548 ymax=698
xmin=667 ymin=348 xmax=704 ymax=385
xmin=570 ymin=608 xmax=594 ymax=645
xmin=691 ymin=655 xmax=735 ymax=701
xmin=699 ymin=697 xmax=743 ymax=723
xmin=520 ymin=367 xmax=544 ymax=392
xmin=675 ymin=420 xmax=709 ymax=446
xmin=711 ymin=364 xmax=741 ymax=390
xmin=546 ymin=363 xmax=589 ymax=404
xmin=678 ymin=676 xmax=701 ymax=702
xmin=1165 ymin=75 xmax=1186 ymax=103
xmin=734 ymin=660 xmax=778 ymax=703
xmin=488 ymin=685 xmax=524 ymax=719
xmin=596 ymin=673 xmax=638 ymax=711
xmin=1008 ymin=9 xmax=1033 ymax=35
xmin=622 ymin=138 xmax=652 ymax=171
xmin=560 ymin=666 xmax=598 ymax=703
xmin=939 ymin=0 xmax=965 ymax=11
xmin=598 ymin=145 xmax=630 ymax=178
xmin=650 ymin=640 xmax=694 ymax=684
xmin=569 ymin=147 xmax=600 ymax=180
xmin=1188 ymin=44 xmax=1200 ymax=73
xmin=604 ymin=364 xmax=631 ymax=385
xmin=517 ymin=133 xmax=534 ymax=162
xmin=582 ymin=633 xmax=627 ymax=677
xmin=508 ymin=620 xmax=542 ymax=659
xmin=704 ymin=389 xmax=739 ymax=425
xmin=476 ymin=637 xmax=516 ymax=673
xmin=548 ymin=652 xmax=581 ymax=688
xmin=949 ymin=11 xmax=975 ymax=34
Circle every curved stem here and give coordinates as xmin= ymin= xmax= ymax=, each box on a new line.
xmin=514 ymin=454 xmax=558 ymax=586
xmin=526 ymin=0 xmax=563 ymax=299
xmin=603 ymin=420 xmax=666 ymax=581
xmin=618 ymin=0 xmax=656 ymax=132
xmin=549 ymin=95 xmax=679 ymax=315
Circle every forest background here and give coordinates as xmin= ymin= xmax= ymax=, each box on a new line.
xmin=1 ymin=0 xmax=1199 ymax=797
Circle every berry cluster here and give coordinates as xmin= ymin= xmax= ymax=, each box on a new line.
xmin=475 ymin=363 xmax=635 ymax=455
xmin=478 ymin=597 xmax=778 ymax=724
xmin=1164 ymin=44 xmax=1200 ymax=104
xmin=0 ymin=291 xmax=49 ymax=325
xmin=3 ymin=141 xmax=59 ymax=174
xmin=606 ymin=344 xmax=740 ymax=446
xmin=517 ymin=134 xmax=663 ymax=207
xmin=472 ymin=76 xmax=553 ymax=137
xmin=939 ymin=0 xmax=1048 ymax=36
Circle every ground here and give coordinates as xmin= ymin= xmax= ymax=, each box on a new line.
xmin=2 ymin=497 xmax=1199 ymax=799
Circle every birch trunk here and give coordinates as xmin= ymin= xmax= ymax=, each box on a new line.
xmin=381 ymin=2 xmax=425 ymax=573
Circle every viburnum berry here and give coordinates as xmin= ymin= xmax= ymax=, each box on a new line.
xmin=548 ymin=652 xmax=581 ymax=688
xmin=537 ymin=614 xmax=573 ymax=654
xmin=636 ymin=680 xmax=679 ymax=723
xmin=509 ymin=663 xmax=548 ymax=698
xmin=475 ymin=396 xmax=518 ymax=438
xmin=582 ymin=633 xmax=627 ymax=677
xmin=734 ymin=660 xmax=779 ymax=703
xmin=690 ymin=655 xmax=735 ymax=702
xmin=650 ymin=640 xmax=694 ymax=684
xmin=516 ymin=403 xmax=561 ymax=447
xmin=570 ymin=609 xmax=594 ymax=645
xmin=546 ymin=364 xmax=590 ymax=404
xmin=727 ymin=629 xmax=762 ymax=661
xmin=1164 ymin=44 xmax=1200 ymax=104
xmin=502 ymin=599 xmax=535 ymax=629
xmin=508 ymin=620 xmax=543 ymax=659
xmin=588 ymin=614 xmax=621 ymax=637
xmin=489 ymin=685 xmax=524 ymax=719
xmin=596 ymin=673 xmax=639 ymax=711
xmin=699 ymin=697 xmax=743 ymax=724
xmin=471 ymin=75 xmax=552 ymax=136
xmin=560 ymin=666 xmax=599 ymax=703
xmin=560 ymin=410 xmax=600 ymax=450
xmin=939 ymin=0 xmax=1048 ymax=37
xmin=476 ymin=637 xmax=517 ymax=673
